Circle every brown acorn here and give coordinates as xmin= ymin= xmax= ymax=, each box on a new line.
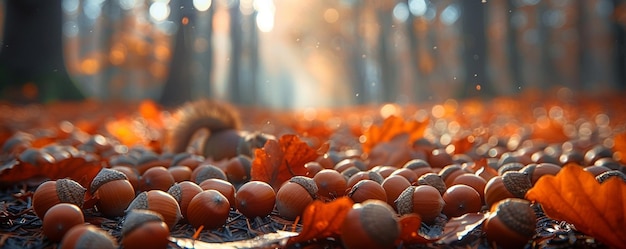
xmin=394 ymin=185 xmax=444 ymax=224
xmin=483 ymin=198 xmax=536 ymax=249
xmin=442 ymin=184 xmax=482 ymax=218
xmin=59 ymin=224 xmax=118 ymax=249
xmin=417 ymin=173 xmax=446 ymax=195
xmin=235 ymin=181 xmax=276 ymax=218
xmin=33 ymin=179 xmax=86 ymax=219
xmin=121 ymin=210 xmax=170 ymax=249
xmin=313 ymin=169 xmax=347 ymax=199
xmin=140 ymin=166 xmax=175 ymax=192
xmin=198 ymin=178 xmax=237 ymax=208
xmin=90 ymin=168 xmax=136 ymax=217
xmin=186 ymin=190 xmax=231 ymax=229
xmin=340 ymin=200 xmax=400 ymax=249
xmin=381 ymin=175 xmax=411 ymax=209
xmin=42 ymin=203 xmax=85 ymax=242
xmin=347 ymin=179 xmax=387 ymax=203
xmin=167 ymin=181 xmax=203 ymax=219
xmin=126 ymin=190 xmax=182 ymax=230
xmin=275 ymin=176 xmax=318 ymax=220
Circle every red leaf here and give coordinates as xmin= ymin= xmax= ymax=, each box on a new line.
xmin=288 ymin=197 xmax=354 ymax=244
xmin=361 ymin=116 xmax=428 ymax=154
xmin=397 ymin=214 xmax=423 ymax=244
xmin=526 ymin=165 xmax=626 ymax=248
xmin=251 ymin=134 xmax=320 ymax=190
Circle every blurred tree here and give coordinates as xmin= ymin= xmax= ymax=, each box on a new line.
xmin=159 ymin=0 xmax=199 ymax=107
xmin=0 ymin=0 xmax=84 ymax=103
xmin=228 ymin=0 xmax=243 ymax=104
xmin=460 ymin=0 xmax=492 ymax=98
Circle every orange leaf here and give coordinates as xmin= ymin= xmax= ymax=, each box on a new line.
xmin=361 ymin=116 xmax=428 ymax=154
xmin=288 ymin=196 xmax=354 ymax=244
xmin=526 ymin=165 xmax=626 ymax=248
xmin=397 ymin=214 xmax=424 ymax=244
xmin=139 ymin=99 xmax=163 ymax=127
xmin=251 ymin=134 xmax=320 ymax=190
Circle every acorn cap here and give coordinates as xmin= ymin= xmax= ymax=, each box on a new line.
xmin=366 ymin=171 xmax=384 ymax=184
xmin=394 ymin=186 xmax=416 ymax=215
xmin=417 ymin=173 xmax=446 ymax=195
xmin=289 ymin=176 xmax=318 ymax=198
xmin=56 ymin=178 xmax=86 ymax=208
xmin=121 ymin=210 xmax=166 ymax=236
xmin=90 ymin=168 xmax=128 ymax=195
xmin=502 ymin=171 xmax=532 ymax=198
xmin=167 ymin=183 xmax=183 ymax=203
xmin=126 ymin=191 xmax=149 ymax=211
xmin=493 ymin=198 xmax=536 ymax=237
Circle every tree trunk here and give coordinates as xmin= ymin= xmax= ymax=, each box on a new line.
xmin=0 ymin=0 xmax=84 ymax=103
xmin=460 ymin=0 xmax=491 ymax=98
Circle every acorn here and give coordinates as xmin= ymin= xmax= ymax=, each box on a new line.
xmin=186 ymin=190 xmax=231 ymax=229
xmin=33 ymin=179 xmax=86 ymax=219
xmin=451 ymin=173 xmax=487 ymax=203
xmin=313 ymin=169 xmax=347 ymax=199
xmin=305 ymin=161 xmax=324 ymax=177
xmin=168 ymin=166 xmax=193 ymax=182
xmin=42 ymin=203 xmax=85 ymax=242
xmin=191 ymin=164 xmax=227 ymax=184
xmin=126 ymin=190 xmax=182 ymax=229
xmin=59 ymin=224 xmax=118 ymax=249
xmin=111 ymin=166 xmax=141 ymax=191
xmin=484 ymin=176 xmax=515 ymax=208
xmin=389 ymin=168 xmax=418 ymax=184
xmin=519 ymin=163 xmax=561 ymax=185
xmin=395 ymin=185 xmax=444 ymax=224
xmin=369 ymin=165 xmax=398 ymax=178
xmin=198 ymin=178 xmax=237 ymax=208
xmin=276 ymin=176 xmax=318 ymax=220
xmin=402 ymin=159 xmax=433 ymax=178
xmin=483 ymin=198 xmax=536 ymax=249
xmin=340 ymin=200 xmax=400 ymax=249
xmin=417 ymin=173 xmax=446 ymax=195
xmin=235 ymin=181 xmax=276 ymax=218
xmin=223 ymin=155 xmax=251 ymax=184
xmin=498 ymin=162 xmax=525 ymax=176
xmin=335 ymin=158 xmax=368 ymax=172
xmin=584 ymin=165 xmax=611 ymax=177
xmin=346 ymin=171 xmax=384 ymax=189
xmin=167 ymin=181 xmax=203 ymax=219
xmin=347 ymin=179 xmax=387 ymax=203
xmin=121 ymin=210 xmax=170 ymax=249
xmin=90 ymin=168 xmax=135 ymax=217
xmin=381 ymin=175 xmax=411 ymax=209
xmin=140 ymin=166 xmax=175 ymax=192
xmin=441 ymin=184 xmax=482 ymax=218
xmin=438 ymin=164 xmax=466 ymax=187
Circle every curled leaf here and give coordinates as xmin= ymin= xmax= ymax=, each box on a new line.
xmin=0 ymin=155 xmax=102 ymax=188
xmin=361 ymin=115 xmax=428 ymax=154
xmin=526 ymin=165 xmax=626 ymax=248
xmin=288 ymin=196 xmax=354 ymax=244
xmin=251 ymin=134 xmax=321 ymax=190
xmin=397 ymin=214 xmax=424 ymax=244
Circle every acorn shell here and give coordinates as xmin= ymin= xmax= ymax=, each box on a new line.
xmin=33 ymin=179 xmax=86 ymax=219
xmin=381 ymin=175 xmax=411 ymax=209
xmin=91 ymin=168 xmax=135 ymax=217
xmin=191 ymin=164 xmax=227 ymax=184
xmin=140 ymin=166 xmax=175 ymax=192
xmin=484 ymin=176 xmax=515 ymax=208
xmin=417 ymin=173 xmax=446 ymax=195
xmin=168 ymin=166 xmax=193 ymax=182
xmin=126 ymin=190 xmax=182 ymax=230
xmin=59 ymin=224 xmax=118 ymax=249
xmin=340 ymin=200 xmax=400 ymax=249
xmin=442 ymin=184 xmax=482 ymax=218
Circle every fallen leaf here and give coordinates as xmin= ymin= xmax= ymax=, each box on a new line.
xmin=438 ymin=212 xmax=488 ymax=245
xmin=361 ymin=116 xmax=428 ymax=154
xmin=397 ymin=214 xmax=424 ymax=244
xmin=139 ymin=99 xmax=164 ymax=127
xmin=526 ymin=165 xmax=626 ymax=248
xmin=0 ymin=154 xmax=102 ymax=188
xmin=251 ymin=134 xmax=321 ymax=190
xmin=530 ymin=117 xmax=567 ymax=143
xmin=288 ymin=197 xmax=354 ymax=244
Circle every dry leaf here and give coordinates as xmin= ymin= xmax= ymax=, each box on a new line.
xmin=361 ymin=116 xmax=428 ymax=154
xmin=438 ymin=213 xmax=488 ymax=245
xmin=0 ymin=155 xmax=102 ymax=188
xmin=526 ymin=165 xmax=626 ymax=248
xmin=288 ymin=196 xmax=354 ymax=244
xmin=397 ymin=214 xmax=424 ymax=244
xmin=251 ymin=134 xmax=321 ymax=190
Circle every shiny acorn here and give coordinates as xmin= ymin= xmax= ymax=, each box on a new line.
xmin=33 ymin=179 xmax=86 ymax=219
